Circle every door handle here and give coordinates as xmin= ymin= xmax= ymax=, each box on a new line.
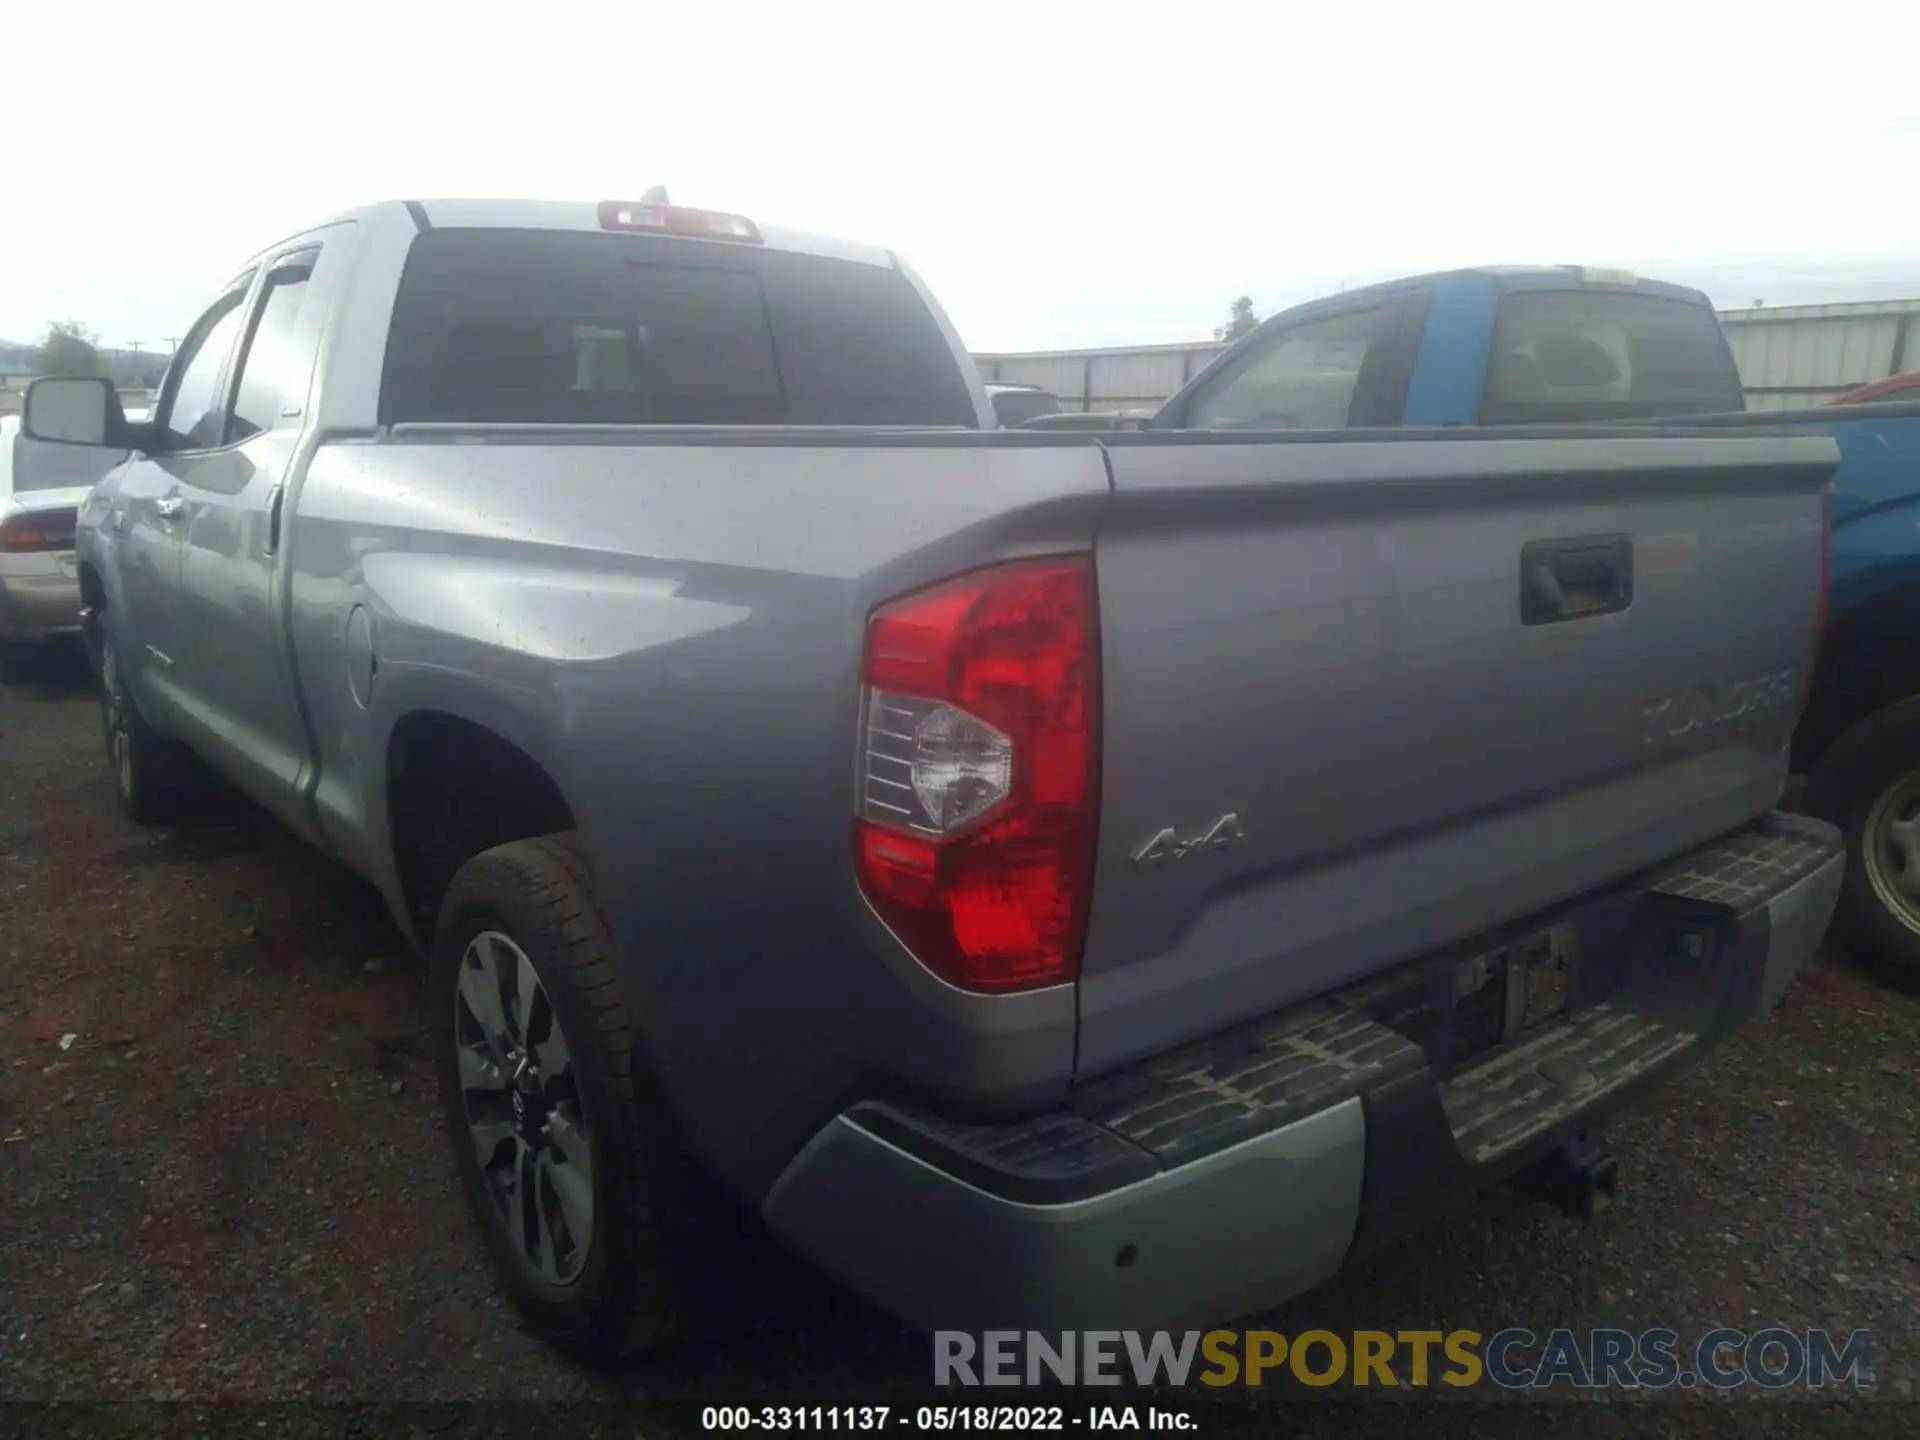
xmin=1521 ymin=535 xmax=1633 ymax=626
xmin=155 ymin=496 xmax=185 ymax=520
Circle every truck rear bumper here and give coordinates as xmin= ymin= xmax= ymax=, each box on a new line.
xmin=762 ymin=813 xmax=1842 ymax=1331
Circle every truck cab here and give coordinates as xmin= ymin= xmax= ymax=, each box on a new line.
xmin=1154 ymin=266 xmax=1745 ymax=432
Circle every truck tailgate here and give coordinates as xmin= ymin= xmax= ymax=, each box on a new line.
xmin=1078 ymin=430 xmax=1836 ymax=1074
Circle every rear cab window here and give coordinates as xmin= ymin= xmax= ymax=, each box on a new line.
xmin=378 ymin=230 xmax=978 ymax=427
xmin=225 ymin=248 xmax=322 ymax=445
xmin=1481 ymin=288 xmax=1743 ymax=423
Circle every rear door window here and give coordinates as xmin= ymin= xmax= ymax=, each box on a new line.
xmin=379 ymin=230 xmax=976 ymax=427
xmin=1482 ymin=290 xmax=1743 ymax=423
xmin=224 ymin=249 xmax=321 ymax=444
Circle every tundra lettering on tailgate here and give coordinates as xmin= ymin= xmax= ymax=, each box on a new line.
xmin=1640 ymin=670 xmax=1800 ymax=748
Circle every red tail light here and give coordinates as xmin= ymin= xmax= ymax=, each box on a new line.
xmin=0 ymin=514 xmax=65 ymax=553
xmin=854 ymin=557 xmax=1099 ymax=993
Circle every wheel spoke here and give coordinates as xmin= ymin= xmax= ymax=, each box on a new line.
xmin=1901 ymin=842 xmax=1920 ymax=898
xmin=532 ymin=1161 xmax=563 ymax=1278
xmin=457 ymin=1043 xmax=506 ymax=1093
xmin=547 ymin=1106 xmax=592 ymax=1174
xmin=489 ymin=934 xmax=531 ymax=1049
xmin=543 ymin=1143 xmax=593 ymax=1251
xmin=471 ymin=1115 xmax=514 ymax=1168
xmin=1867 ymin=777 xmax=1920 ymax=923
xmin=535 ymin=1016 xmax=573 ymax=1089
xmin=513 ymin=947 xmax=544 ymax=1054
xmin=457 ymin=946 xmax=512 ymax=1053
xmin=1884 ymin=811 xmax=1920 ymax=899
xmin=506 ymin=1138 xmax=533 ymax=1258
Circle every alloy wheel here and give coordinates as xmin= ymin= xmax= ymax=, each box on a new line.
xmin=453 ymin=929 xmax=596 ymax=1286
xmin=1864 ymin=769 xmax=1920 ymax=936
xmin=101 ymin=647 xmax=133 ymax=799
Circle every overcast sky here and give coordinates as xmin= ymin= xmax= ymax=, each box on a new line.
xmin=4 ymin=1 xmax=1918 ymax=355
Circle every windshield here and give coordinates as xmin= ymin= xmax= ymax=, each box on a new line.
xmin=380 ymin=230 xmax=978 ymax=428
xmin=1482 ymin=289 xmax=1744 ymax=423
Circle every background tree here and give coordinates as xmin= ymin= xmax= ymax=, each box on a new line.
xmin=34 ymin=320 xmax=106 ymax=378
xmin=1214 ymin=296 xmax=1259 ymax=342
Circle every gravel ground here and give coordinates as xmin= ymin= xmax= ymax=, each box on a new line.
xmin=1 ymin=644 xmax=1915 ymax=1438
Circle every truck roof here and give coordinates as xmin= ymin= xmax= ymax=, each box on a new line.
xmin=292 ymin=198 xmax=898 ymax=270
xmin=1326 ymin=264 xmax=1715 ymax=311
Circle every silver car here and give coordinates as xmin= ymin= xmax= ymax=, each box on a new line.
xmin=0 ymin=411 xmax=134 ymax=646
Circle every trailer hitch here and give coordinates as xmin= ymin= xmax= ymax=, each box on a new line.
xmin=1512 ymin=1132 xmax=1618 ymax=1219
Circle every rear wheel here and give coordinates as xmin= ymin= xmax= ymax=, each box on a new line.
xmin=95 ymin=630 xmax=196 ymax=825
xmin=431 ymin=834 xmax=697 ymax=1360
xmin=1809 ymin=698 xmax=1920 ymax=991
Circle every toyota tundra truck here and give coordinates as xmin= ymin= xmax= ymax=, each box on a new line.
xmin=24 ymin=200 xmax=1843 ymax=1360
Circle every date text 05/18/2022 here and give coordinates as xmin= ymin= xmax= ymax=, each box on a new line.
xmin=700 ymin=1406 xmax=1192 ymax=1432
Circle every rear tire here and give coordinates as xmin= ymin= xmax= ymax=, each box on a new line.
xmin=431 ymin=833 xmax=705 ymax=1361
xmin=93 ymin=623 xmax=198 ymax=826
xmin=1808 ymin=697 xmax=1920 ymax=992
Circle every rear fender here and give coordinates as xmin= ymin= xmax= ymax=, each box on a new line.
xmin=1794 ymin=502 xmax=1920 ymax=771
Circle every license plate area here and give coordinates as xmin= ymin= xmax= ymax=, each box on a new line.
xmin=1346 ymin=917 xmax=1583 ymax=1078
xmin=1449 ymin=920 xmax=1579 ymax=1060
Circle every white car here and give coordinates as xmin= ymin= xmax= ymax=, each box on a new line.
xmin=0 ymin=410 xmax=136 ymax=647
xmin=982 ymin=382 xmax=1062 ymax=427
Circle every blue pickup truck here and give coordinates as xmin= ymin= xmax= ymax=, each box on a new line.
xmin=1134 ymin=266 xmax=1920 ymax=989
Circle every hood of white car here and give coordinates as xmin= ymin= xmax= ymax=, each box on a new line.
xmin=4 ymin=421 xmax=128 ymax=513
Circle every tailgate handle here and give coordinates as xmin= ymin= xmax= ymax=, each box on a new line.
xmin=1521 ymin=535 xmax=1632 ymax=625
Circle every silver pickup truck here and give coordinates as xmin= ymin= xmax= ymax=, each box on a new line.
xmin=24 ymin=197 xmax=1845 ymax=1361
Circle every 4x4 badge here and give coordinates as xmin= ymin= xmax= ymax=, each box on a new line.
xmin=1131 ymin=813 xmax=1244 ymax=868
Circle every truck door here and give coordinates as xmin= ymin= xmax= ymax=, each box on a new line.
xmin=168 ymin=242 xmax=328 ymax=839
xmin=108 ymin=273 xmax=254 ymax=732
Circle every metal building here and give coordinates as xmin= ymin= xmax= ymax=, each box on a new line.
xmin=975 ymin=341 xmax=1228 ymax=414
xmin=1718 ymin=299 xmax=1920 ymax=410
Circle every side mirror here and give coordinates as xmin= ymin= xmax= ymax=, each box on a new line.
xmin=21 ymin=376 xmax=129 ymax=449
